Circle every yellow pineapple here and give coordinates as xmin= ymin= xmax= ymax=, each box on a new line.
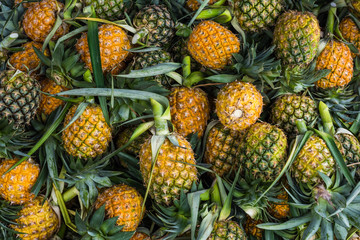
xmin=94 ymin=184 xmax=144 ymax=232
xmin=10 ymin=196 xmax=59 ymax=240
xmin=130 ymin=232 xmax=151 ymax=240
xmin=0 ymin=158 xmax=39 ymax=204
xmin=187 ymin=20 xmax=240 ymax=70
xmin=339 ymin=17 xmax=360 ymax=57
xmin=244 ymin=217 xmax=263 ymax=240
xmin=61 ymin=104 xmax=112 ymax=159
xmin=38 ymin=78 xmax=69 ymax=115
xmin=76 ymin=24 xmax=131 ymax=74
xmin=268 ymin=189 xmax=290 ymax=219
xmin=186 ymin=0 xmax=217 ymax=11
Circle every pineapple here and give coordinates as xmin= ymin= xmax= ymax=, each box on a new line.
xmin=61 ymin=104 xmax=112 ymax=159
xmin=22 ymin=0 xmax=69 ymax=42
xmin=216 ymin=81 xmax=263 ymax=131
xmin=168 ymin=86 xmax=210 ymax=138
xmin=233 ymin=0 xmax=283 ymax=32
xmin=82 ymin=0 xmax=132 ymax=20
xmin=133 ymin=5 xmax=175 ymax=47
xmin=239 ymin=122 xmax=287 ymax=182
xmin=186 ymin=0 xmax=217 ymax=11
xmin=94 ymin=184 xmax=144 ymax=232
xmin=203 ymin=122 xmax=246 ymax=177
xmin=38 ymin=78 xmax=69 ymax=115
xmin=273 ymin=11 xmax=321 ymax=73
xmin=187 ymin=20 xmax=241 ymax=70
xmin=131 ymin=232 xmax=150 ymax=240
xmin=315 ymin=40 xmax=353 ymax=89
xmin=139 ymin=133 xmax=198 ymax=206
xmin=270 ymin=94 xmax=318 ymax=137
xmin=339 ymin=17 xmax=360 ymax=57
xmin=268 ymin=189 xmax=290 ymax=219
xmin=0 ymin=158 xmax=39 ymax=204
xmin=8 ymin=41 xmax=49 ymax=72
xmin=76 ymin=24 xmax=131 ymax=74
xmin=207 ymin=220 xmax=246 ymax=240
xmin=10 ymin=196 xmax=59 ymax=240
xmin=116 ymin=126 xmax=152 ymax=157
xmin=244 ymin=217 xmax=263 ymax=240
xmin=0 ymin=70 xmax=40 ymax=127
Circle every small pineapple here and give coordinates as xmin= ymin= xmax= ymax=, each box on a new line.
xmin=186 ymin=0 xmax=217 ymax=11
xmin=10 ymin=196 xmax=59 ymax=240
xmin=62 ymin=104 xmax=112 ymax=159
xmin=187 ymin=20 xmax=241 ymax=70
xmin=244 ymin=217 xmax=263 ymax=240
xmin=0 ymin=158 xmax=39 ymax=204
xmin=315 ymin=40 xmax=353 ymax=89
xmin=273 ymin=11 xmax=321 ymax=72
xmin=22 ymin=0 xmax=69 ymax=42
xmin=94 ymin=184 xmax=144 ymax=232
xmin=76 ymin=24 xmax=131 ymax=74
xmin=116 ymin=126 xmax=152 ymax=157
xmin=239 ymin=122 xmax=288 ymax=182
xmin=0 ymin=70 xmax=40 ymax=127
xmin=268 ymin=189 xmax=290 ymax=219
xmin=38 ymin=78 xmax=69 ymax=115
xmin=131 ymin=232 xmax=151 ymax=240
xmin=233 ymin=0 xmax=283 ymax=32
xmin=133 ymin=5 xmax=175 ymax=47
xmin=270 ymin=94 xmax=318 ymax=137
xmin=82 ymin=0 xmax=132 ymax=20
xmin=208 ymin=220 xmax=246 ymax=240
xmin=339 ymin=17 xmax=360 ymax=57
xmin=216 ymin=81 xmax=263 ymax=131
xmin=203 ymin=122 xmax=246 ymax=177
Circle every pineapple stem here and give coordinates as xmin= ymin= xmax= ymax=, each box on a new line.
xmin=62 ymin=186 xmax=79 ymax=202
xmin=326 ymin=2 xmax=337 ymax=36
xmin=182 ymin=56 xmax=191 ymax=80
xmin=151 ymin=99 xmax=169 ymax=136
xmin=210 ymin=180 xmax=222 ymax=207
xmin=319 ymin=101 xmax=335 ymax=136
xmin=296 ymin=120 xmax=308 ymax=134
xmin=0 ymin=32 xmax=18 ymax=49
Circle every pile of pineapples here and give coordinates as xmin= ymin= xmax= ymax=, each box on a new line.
xmin=1 ymin=0 xmax=360 ymax=239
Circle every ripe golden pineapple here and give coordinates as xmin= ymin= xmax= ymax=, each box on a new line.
xmin=131 ymin=232 xmax=150 ymax=240
xmin=95 ymin=184 xmax=144 ymax=232
xmin=0 ymin=158 xmax=39 ymax=204
xmin=22 ymin=0 xmax=69 ymax=42
xmin=38 ymin=78 xmax=69 ymax=115
xmin=9 ymin=42 xmax=49 ymax=72
xmin=273 ymin=11 xmax=320 ymax=72
xmin=208 ymin=220 xmax=246 ymax=240
xmin=315 ymin=40 xmax=353 ymax=89
xmin=76 ymin=24 xmax=131 ymax=74
xmin=204 ymin=122 xmax=246 ymax=177
xmin=139 ymin=133 xmax=198 ymax=206
xmin=216 ymin=81 xmax=263 ymax=131
xmin=186 ymin=0 xmax=217 ymax=11
xmin=10 ymin=196 xmax=59 ymax=240
xmin=339 ymin=17 xmax=360 ymax=57
xmin=244 ymin=217 xmax=263 ymax=240
xmin=169 ymin=87 xmax=210 ymax=138
xmin=268 ymin=189 xmax=290 ymax=219
xmin=62 ymin=104 xmax=112 ymax=159
xmin=187 ymin=20 xmax=241 ymax=70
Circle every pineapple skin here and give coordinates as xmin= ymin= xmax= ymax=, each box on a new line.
xmin=244 ymin=217 xmax=263 ymax=240
xmin=139 ymin=133 xmax=198 ymax=206
xmin=38 ymin=78 xmax=68 ymax=115
xmin=76 ymin=24 xmax=131 ymax=74
xmin=62 ymin=104 xmax=112 ymax=159
xmin=273 ymin=11 xmax=320 ymax=72
xmin=169 ymin=86 xmax=210 ymax=138
xmin=10 ymin=197 xmax=59 ymax=240
xmin=82 ymin=0 xmax=131 ymax=20
xmin=233 ymin=0 xmax=283 ymax=32
xmin=22 ymin=0 xmax=69 ymax=42
xmin=208 ymin=220 xmax=247 ymax=240
xmin=186 ymin=0 xmax=217 ymax=11
xmin=0 ymin=159 xmax=39 ymax=204
xmin=187 ymin=20 xmax=241 ymax=70
xmin=131 ymin=232 xmax=151 ymax=240
xmin=336 ymin=133 xmax=360 ymax=180
xmin=239 ymin=122 xmax=287 ymax=182
xmin=315 ymin=40 xmax=353 ymax=89
xmin=95 ymin=184 xmax=144 ymax=232
xmin=268 ymin=189 xmax=290 ymax=219
xmin=339 ymin=17 xmax=360 ymax=57
xmin=216 ymin=81 xmax=263 ymax=131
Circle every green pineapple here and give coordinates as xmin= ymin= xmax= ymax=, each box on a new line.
xmin=116 ymin=126 xmax=152 ymax=157
xmin=82 ymin=0 xmax=132 ymax=20
xmin=208 ymin=221 xmax=246 ymax=240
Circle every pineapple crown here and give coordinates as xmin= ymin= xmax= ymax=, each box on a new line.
xmin=0 ymin=200 xmax=22 ymax=240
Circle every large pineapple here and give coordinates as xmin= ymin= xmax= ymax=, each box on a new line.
xmin=239 ymin=122 xmax=288 ymax=182
xmin=10 ymin=196 xmax=59 ymax=240
xmin=133 ymin=5 xmax=175 ymax=47
xmin=22 ymin=0 xmax=69 ymax=42
xmin=169 ymin=86 xmax=210 ymax=138
xmin=0 ymin=70 xmax=40 ymax=127
xmin=233 ymin=0 xmax=283 ymax=32
xmin=94 ymin=184 xmax=144 ymax=232
xmin=273 ymin=11 xmax=321 ymax=72
xmin=335 ymin=132 xmax=360 ymax=179
xmin=187 ymin=20 xmax=241 ymax=70
xmin=270 ymin=94 xmax=318 ymax=137
xmin=9 ymin=41 xmax=49 ymax=72
xmin=0 ymin=158 xmax=39 ymax=204
xmin=339 ymin=17 xmax=360 ymax=57
xmin=207 ymin=220 xmax=246 ymax=240
xmin=76 ymin=24 xmax=131 ymax=74
xmin=62 ymin=104 xmax=112 ymax=159
xmin=139 ymin=133 xmax=198 ymax=206
xmin=216 ymin=81 xmax=263 ymax=131
xmin=186 ymin=0 xmax=217 ymax=11
xmin=204 ymin=122 xmax=246 ymax=177
xmin=82 ymin=0 xmax=132 ymax=20
xmin=38 ymin=78 xmax=69 ymax=115
xmin=315 ymin=40 xmax=353 ymax=89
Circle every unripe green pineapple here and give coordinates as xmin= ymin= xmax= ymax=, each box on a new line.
xmin=239 ymin=122 xmax=287 ymax=182
xmin=270 ymin=94 xmax=318 ymax=137
xmin=207 ymin=220 xmax=246 ymax=240
xmin=82 ymin=0 xmax=132 ymax=20
xmin=233 ymin=0 xmax=284 ymax=32
xmin=116 ymin=126 xmax=152 ymax=157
